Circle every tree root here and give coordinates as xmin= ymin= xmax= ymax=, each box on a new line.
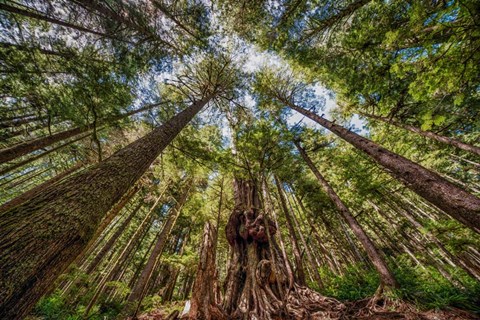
xmin=285 ymin=284 xmax=346 ymax=319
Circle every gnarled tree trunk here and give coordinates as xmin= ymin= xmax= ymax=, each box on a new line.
xmin=222 ymin=178 xmax=344 ymax=319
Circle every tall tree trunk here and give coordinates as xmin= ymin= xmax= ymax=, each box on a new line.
xmin=361 ymin=112 xmax=480 ymax=156
xmin=0 ymin=114 xmax=49 ymax=129
xmin=0 ymin=96 xmax=211 ymax=319
xmin=71 ymin=0 xmax=182 ymax=52
xmin=84 ymin=189 xmax=167 ymax=314
xmin=126 ymin=183 xmax=191 ymax=316
xmin=0 ymin=102 xmax=163 ymax=164
xmin=285 ymin=185 xmax=324 ymax=289
xmin=0 ymin=132 xmax=92 ymax=176
xmin=301 ymin=0 xmax=371 ymax=41
xmin=274 ymin=175 xmax=307 ymax=286
xmin=286 ymin=101 xmax=480 ymax=233
xmin=185 ymin=222 xmax=224 ymax=320
xmin=294 ymin=141 xmax=398 ymax=289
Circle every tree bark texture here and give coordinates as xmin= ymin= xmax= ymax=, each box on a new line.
xmin=223 ymin=178 xmax=344 ymax=319
xmin=185 ymin=222 xmax=224 ymax=320
xmin=0 ymin=102 xmax=163 ymax=165
xmin=127 ymin=183 xmax=191 ymax=309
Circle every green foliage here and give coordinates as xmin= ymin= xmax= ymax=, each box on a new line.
xmin=33 ymin=291 xmax=80 ymax=320
xmin=319 ymin=264 xmax=380 ymax=301
xmin=319 ymin=258 xmax=480 ymax=312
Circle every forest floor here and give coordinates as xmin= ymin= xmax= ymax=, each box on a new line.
xmin=135 ymin=297 xmax=480 ymax=320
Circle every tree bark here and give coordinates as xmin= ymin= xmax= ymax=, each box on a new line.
xmin=0 ymin=3 xmax=130 ymax=43
xmin=285 ymin=185 xmax=324 ymax=289
xmin=301 ymin=0 xmax=371 ymax=41
xmin=222 ymin=178 xmax=343 ymax=319
xmin=84 ymin=188 xmax=168 ymax=314
xmin=286 ymin=101 xmax=480 ymax=233
xmin=295 ymin=141 xmax=398 ymax=289
xmin=0 ymin=114 xmax=48 ymax=129
xmin=361 ymin=112 xmax=480 ymax=156
xmin=185 ymin=222 xmax=224 ymax=320
xmin=0 ymin=96 xmax=211 ymax=319
xmin=86 ymin=201 xmax=142 ymax=274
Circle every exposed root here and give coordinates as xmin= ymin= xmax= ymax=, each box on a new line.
xmin=344 ymin=295 xmax=479 ymax=320
xmin=136 ymin=295 xmax=479 ymax=320
xmin=285 ymin=284 xmax=345 ymax=319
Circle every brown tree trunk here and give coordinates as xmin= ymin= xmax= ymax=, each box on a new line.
xmin=222 ymin=178 xmax=343 ymax=319
xmin=0 ymin=114 xmax=48 ymax=129
xmin=71 ymin=0 xmax=182 ymax=52
xmin=295 ymin=141 xmax=398 ymax=289
xmin=0 ymin=3 xmax=130 ymax=42
xmin=286 ymin=102 xmax=480 ymax=233
xmin=301 ymin=0 xmax=371 ymax=41
xmin=0 ymin=97 xmax=211 ymax=319
xmin=274 ymin=175 xmax=307 ymax=286
xmin=185 ymin=222 xmax=225 ymax=320
xmin=83 ymin=189 xmax=167 ymax=315
xmin=374 ymin=194 xmax=480 ymax=282
xmin=0 ymin=132 xmax=92 ymax=176
xmin=361 ymin=112 xmax=480 ymax=156
xmin=285 ymin=185 xmax=324 ymax=289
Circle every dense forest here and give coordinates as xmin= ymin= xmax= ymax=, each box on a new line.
xmin=0 ymin=0 xmax=479 ymax=319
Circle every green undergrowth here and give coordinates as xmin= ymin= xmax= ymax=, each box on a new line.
xmin=315 ymin=256 xmax=480 ymax=313
xmin=30 ymin=257 xmax=480 ymax=319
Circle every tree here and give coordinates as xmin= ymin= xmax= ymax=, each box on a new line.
xmin=0 ymin=96 xmax=212 ymax=319
xmin=255 ymin=71 xmax=480 ymax=234
xmin=294 ymin=140 xmax=397 ymax=290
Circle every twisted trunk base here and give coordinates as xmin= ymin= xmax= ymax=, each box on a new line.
xmin=222 ymin=179 xmax=345 ymax=320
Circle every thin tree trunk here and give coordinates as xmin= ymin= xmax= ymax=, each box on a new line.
xmin=295 ymin=141 xmax=398 ymax=289
xmin=86 ymin=202 xmax=142 ymax=274
xmin=126 ymin=183 xmax=191 ymax=317
xmin=285 ymin=185 xmax=324 ymax=289
xmin=0 ymin=96 xmax=211 ymax=319
xmin=0 ymin=131 xmax=92 ymax=176
xmin=0 ymin=163 xmax=84 ymax=212
xmin=0 ymin=114 xmax=49 ymax=129
xmin=286 ymin=101 xmax=480 ymax=233
xmin=84 ymin=189 xmax=167 ymax=314
xmin=0 ymin=3 xmax=131 ymax=43
xmin=361 ymin=112 xmax=480 ymax=156
xmin=301 ymin=0 xmax=371 ymax=41
xmin=274 ymin=175 xmax=307 ymax=286
xmin=0 ymin=102 xmax=164 ymax=164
